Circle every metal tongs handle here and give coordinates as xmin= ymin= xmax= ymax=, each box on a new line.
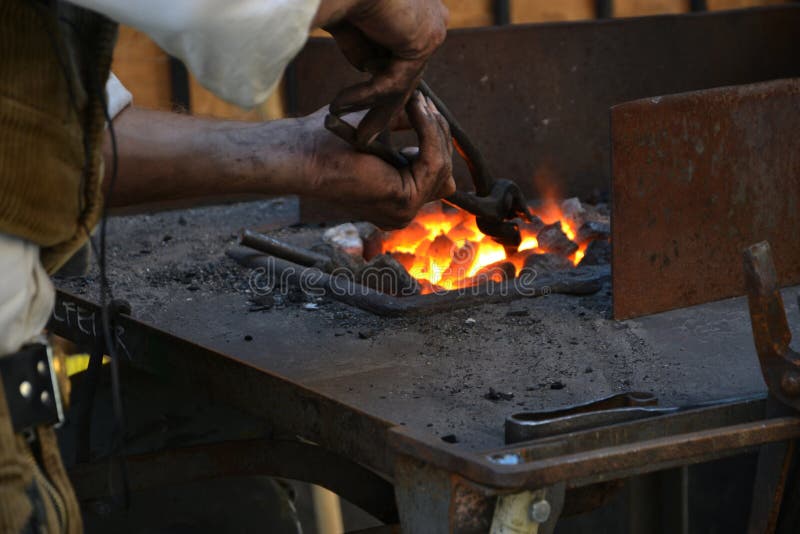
xmin=324 ymin=114 xmax=409 ymax=169
xmin=417 ymin=81 xmax=493 ymax=197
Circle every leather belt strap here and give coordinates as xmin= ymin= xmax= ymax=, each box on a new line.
xmin=0 ymin=342 xmax=64 ymax=433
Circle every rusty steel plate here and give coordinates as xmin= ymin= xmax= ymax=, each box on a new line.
xmin=291 ymin=6 xmax=800 ymax=203
xmin=611 ymin=78 xmax=800 ymax=319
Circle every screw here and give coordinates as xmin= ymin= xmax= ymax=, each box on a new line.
xmin=529 ymin=498 xmax=551 ymax=524
xmin=780 ymin=371 xmax=800 ymax=397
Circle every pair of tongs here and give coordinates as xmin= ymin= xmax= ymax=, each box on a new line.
xmin=324 ymin=80 xmax=533 ymax=252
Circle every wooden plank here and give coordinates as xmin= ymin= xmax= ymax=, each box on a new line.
xmin=443 ymin=0 xmax=494 ymax=27
xmin=112 ymin=26 xmax=171 ymax=110
xmin=112 ymin=26 xmax=286 ymax=119
xmin=614 ymin=0 xmax=689 ymax=17
xmin=708 ymin=0 xmax=786 ymax=9
xmin=188 ymin=75 xmax=261 ymax=121
xmin=511 ymin=0 xmax=594 ymax=22
xmin=188 ymin=75 xmax=286 ymax=121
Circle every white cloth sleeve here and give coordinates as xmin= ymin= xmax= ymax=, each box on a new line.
xmin=106 ymin=72 xmax=132 ymax=118
xmin=0 ymin=235 xmax=55 ymax=356
xmin=69 ymin=0 xmax=321 ymax=109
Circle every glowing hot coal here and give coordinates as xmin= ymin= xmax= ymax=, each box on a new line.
xmin=382 ymin=200 xmax=595 ymax=293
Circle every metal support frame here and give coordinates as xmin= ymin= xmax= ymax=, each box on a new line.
xmin=493 ymin=0 xmax=510 ymax=25
xmin=50 ymin=289 xmax=800 ymax=531
xmin=628 ymin=468 xmax=689 ymax=534
xmin=70 ymin=438 xmax=399 ymax=524
xmin=690 ymin=0 xmax=707 ymax=11
xmin=743 ymin=242 xmax=800 ymax=533
xmin=595 ymin=0 xmax=613 ymax=18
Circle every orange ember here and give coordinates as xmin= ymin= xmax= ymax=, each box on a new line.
xmin=382 ymin=202 xmax=588 ymax=293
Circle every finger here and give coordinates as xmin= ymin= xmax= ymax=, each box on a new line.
xmin=425 ymin=97 xmax=453 ymax=160
xmin=427 ymin=98 xmax=453 ymax=155
xmin=354 ymin=102 xmax=405 ymax=146
xmin=375 ymin=129 xmax=392 ymax=148
xmin=331 ymin=63 xmax=408 ymax=116
xmin=331 ymin=59 xmax=424 ymax=140
xmin=424 ymin=97 xmax=455 ymax=199
xmin=421 ymin=96 xmax=454 ymax=181
xmin=434 ymin=176 xmax=457 ymax=199
xmin=330 ymin=81 xmax=382 ymax=116
xmin=327 ymin=22 xmax=389 ymax=72
xmin=389 ymin=108 xmax=412 ymax=131
xmin=407 ymin=93 xmax=451 ymax=200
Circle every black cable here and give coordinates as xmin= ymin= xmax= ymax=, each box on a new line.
xmin=97 ymin=84 xmax=130 ymax=508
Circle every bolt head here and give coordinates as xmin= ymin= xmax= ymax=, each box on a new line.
xmin=781 ymin=371 xmax=800 ymax=397
xmin=529 ymin=499 xmax=551 ymax=524
xmin=19 ymin=381 xmax=32 ymax=400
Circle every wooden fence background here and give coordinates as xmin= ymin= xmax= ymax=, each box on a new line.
xmin=112 ymin=0 xmax=788 ymax=120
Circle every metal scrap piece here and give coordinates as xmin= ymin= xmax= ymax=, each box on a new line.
xmin=612 ymin=78 xmax=800 ymax=319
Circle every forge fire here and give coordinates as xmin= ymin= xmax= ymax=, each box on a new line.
xmin=381 ymin=198 xmax=611 ymax=293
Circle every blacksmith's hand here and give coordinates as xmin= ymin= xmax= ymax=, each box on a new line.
xmin=301 ymin=92 xmax=455 ymax=229
xmin=314 ymin=0 xmax=449 ymax=147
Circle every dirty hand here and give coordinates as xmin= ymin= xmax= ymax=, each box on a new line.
xmin=314 ymin=0 xmax=449 ymax=147
xmin=300 ymin=92 xmax=455 ymax=229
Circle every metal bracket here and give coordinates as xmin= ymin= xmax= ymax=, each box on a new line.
xmin=490 ymin=483 xmax=565 ymax=534
xmin=743 ymin=241 xmax=800 ymax=410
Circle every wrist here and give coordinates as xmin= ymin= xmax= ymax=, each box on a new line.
xmin=206 ymin=118 xmax=312 ymax=197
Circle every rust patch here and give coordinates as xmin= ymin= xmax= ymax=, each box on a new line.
xmin=611 ymin=78 xmax=800 ymax=319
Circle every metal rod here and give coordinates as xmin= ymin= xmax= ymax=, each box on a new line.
xmin=239 ymin=229 xmax=333 ymax=271
xmin=324 ymin=114 xmax=408 ymax=168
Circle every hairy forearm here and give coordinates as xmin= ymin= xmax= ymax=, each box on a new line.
xmin=102 ymin=107 xmax=310 ymax=208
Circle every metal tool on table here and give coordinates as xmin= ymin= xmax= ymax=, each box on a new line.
xmin=239 ymin=229 xmax=334 ymax=272
xmin=506 ymin=391 xmax=661 ymax=443
xmin=505 ymin=391 xmax=768 ymax=443
xmin=325 ymin=80 xmax=533 ymax=253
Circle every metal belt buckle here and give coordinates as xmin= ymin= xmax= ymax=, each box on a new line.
xmin=0 ymin=339 xmax=65 ymax=433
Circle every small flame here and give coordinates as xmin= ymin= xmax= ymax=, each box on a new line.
xmin=518 ymin=236 xmax=539 ymax=251
xmin=383 ymin=201 xmax=586 ymax=293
